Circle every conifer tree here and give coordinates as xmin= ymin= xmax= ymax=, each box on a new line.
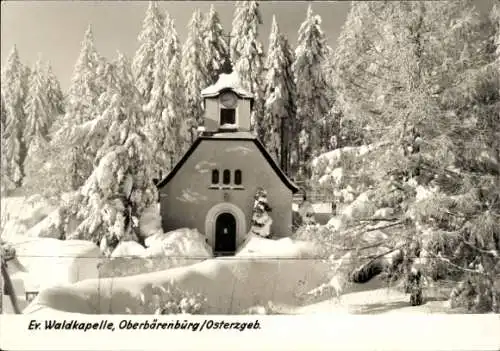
xmin=65 ymin=51 xmax=157 ymax=254
xmin=182 ymin=9 xmax=209 ymax=142
xmin=250 ymin=188 xmax=273 ymax=238
xmin=66 ymin=25 xmax=102 ymax=124
xmin=23 ymin=56 xmax=50 ymax=149
xmin=292 ymin=5 xmax=331 ymax=176
xmin=1 ymin=47 xmax=26 ymax=192
xmin=132 ymin=1 xmax=165 ymax=104
xmin=201 ymin=5 xmax=229 ymax=85
xmin=263 ymin=15 xmax=296 ymax=171
xmin=332 ymin=1 xmax=499 ymax=311
xmin=22 ymin=56 xmax=52 ymax=192
xmin=144 ymin=12 xmax=186 ymax=177
xmin=230 ymin=1 xmax=265 ymax=139
xmin=55 ymin=25 xmax=103 ymax=190
xmin=45 ymin=63 xmax=65 ymax=132
xmin=0 ymin=93 xmax=6 ymax=132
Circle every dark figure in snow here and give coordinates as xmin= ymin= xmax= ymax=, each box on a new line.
xmin=1 ymin=245 xmax=21 ymax=314
xmin=408 ymin=267 xmax=423 ymax=306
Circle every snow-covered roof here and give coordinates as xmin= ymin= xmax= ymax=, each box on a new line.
xmin=201 ymin=71 xmax=254 ymax=99
xmin=156 ymin=132 xmax=299 ymax=193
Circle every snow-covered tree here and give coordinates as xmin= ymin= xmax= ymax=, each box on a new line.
xmin=293 ymin=5 xmax=331 ymax=176
xmin=330 ymin=1 xmax=500 ymax=311
xmin=230 ymin=1 xmax=266 ymax=139
xmin=22 ymin=56 xmax=52 ymax=191
xmin=1 ymin=46 xmax=26 ymax=193
xmin=201 ymin=5 xmax=229 ymax=85
xmin=132 ymin=1 xmax=165 ymax=104
xmin=0 ymin=93 xmax=6 ymax=132
xmin=66 ymin=25 xmax=102 ymax=124
xmin=263 ymin=15 xmax=296 ymax=170
xmin=23 ymin=56 xmax=50 ymax=148
xmin=45 ymin=63 xmax=65 ymax=132
xmin=65 ymin=52 xmax=157 ymax=254
xmin=145 ymin=12 xmax=187 ymax=177
xmin=54 ymin=25 xmax=103 ymax=190
xmin=250 ymin=188 xmax=273 ymax=238
xmin=182 ymin=9 xmax=209 ymax=143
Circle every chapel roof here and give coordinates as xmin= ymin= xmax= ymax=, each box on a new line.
xmin=156 ymin=132 xmax=299 ymax=193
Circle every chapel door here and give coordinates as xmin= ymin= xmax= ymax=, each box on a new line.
xmin=214 ymin=213 xmax=237 ymax=257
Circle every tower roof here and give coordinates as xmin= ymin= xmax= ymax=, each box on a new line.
xmin=201 ymin=71 xmax=254 ymax=99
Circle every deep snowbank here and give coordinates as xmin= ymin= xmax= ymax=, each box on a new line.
xmin=1 ymin=196 xmax=56 ymax=239
xmin=5 ymin=237 xmax=101 ymax=295
xmin=24 ymin=235 xmax=329 ymax=314
xmin=98 ymin=228 xmax=213 ymax=278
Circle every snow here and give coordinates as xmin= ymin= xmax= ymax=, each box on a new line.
xmin=1 ymin=196 xmax=56 ymax=240
xmin=311 ymin=143 xmax=386 ymax=182
xmin=339 ymin=191 xmax=375 ymax=220
xmin=318 ymin=167 xmax=343 ymax=186
xmin=201 ymin=71 xmax=253 ymax=99
xmin=24 ymin=208 xmax=63 ymax=238
xmin=297 ymin=201 xmax=316 ymax=224
xmin=415 ymin=184 xmax=440 ymax=202
xmin=110 ymin=241 xmax=147 ymax=258
xmin=327 ymin=216 xmax=346 ymax=231
xmin=373 ymin=207 xmax=395 ymax=219
xmin=219 ymin=123 xmax=238 ymax=129
xmin=98 ymin=228 xmax=213 ymax=278
xmin=144 ymin=228 xmax=211 ymax=259
xmin=4 ymin=237 xmax=101 ymax=295
xmin=24 ymin=235 xmax=328 ymax=314
xmin=138 ymin=204 xmax=162 ymax=238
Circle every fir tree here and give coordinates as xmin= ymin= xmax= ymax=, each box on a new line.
xmin=1 ymin=46 xmax=26 ymax=192
xmin=145 ymin=12 xmax=186 ymax=177
xmin=66 ymin=52 xmax=156 ymax=254
xmin=55 ymin=25 xmax=103 ymax=190
xmin=230 ymin=1 xmax=265 ymax=138
xmin=201 ymin=5 xmax=229 ymax=85
xmin=132 ymin=1 xmax=165 ymax=104
xmin=332 ymin=1 xmax=499 ymax=311
xmin=293 ymin=5 xmax=331 ymax=176
xmin=250 ymin=188 xmax=273 ymax=238
xmin=182 ymin=9 xmax=209 ymax=143
xmin=45 ymin=63 xmax=65 ymax=133
xmin=22 ymin=56 xmax=52 ymax=192
xmin=66 ymin=25 xmax=102 ymax=124
xmin=0 ymin=93 xmax=6 ymax=132
xmin=23 ymin=56 xmax=50 ymax=148
xmin=263 ymin=15 xmax=296 ymax=171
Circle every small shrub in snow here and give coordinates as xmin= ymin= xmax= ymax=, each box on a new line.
xmin=143 ymin=283 xmax=207 ymax=315
xmin=297 ymin=200 xmax=316 ymax=225
xmin=250 ymin=188 xmax=273 ymax=238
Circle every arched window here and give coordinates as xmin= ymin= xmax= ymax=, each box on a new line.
xmin=212 ymin=169 xmax=219 ymax=184
xmin=223 ymin=169 xmax=231 ymax=185
xmin=234 ymin=170 xmax=242 ymax=185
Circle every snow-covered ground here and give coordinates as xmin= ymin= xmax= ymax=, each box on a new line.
xmin=2 ymin=194 xmax=454 ymax=317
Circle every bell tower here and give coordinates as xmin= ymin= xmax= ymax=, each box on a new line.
xmin=200 ymin=40 xmax=254 ymax=134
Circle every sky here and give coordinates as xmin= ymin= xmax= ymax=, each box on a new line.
xmin=0 ymin=1 xmax=351 ymax=92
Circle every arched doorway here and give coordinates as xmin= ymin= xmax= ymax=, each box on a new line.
xmin=214 ymin=212 xmax=237 ymax=256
